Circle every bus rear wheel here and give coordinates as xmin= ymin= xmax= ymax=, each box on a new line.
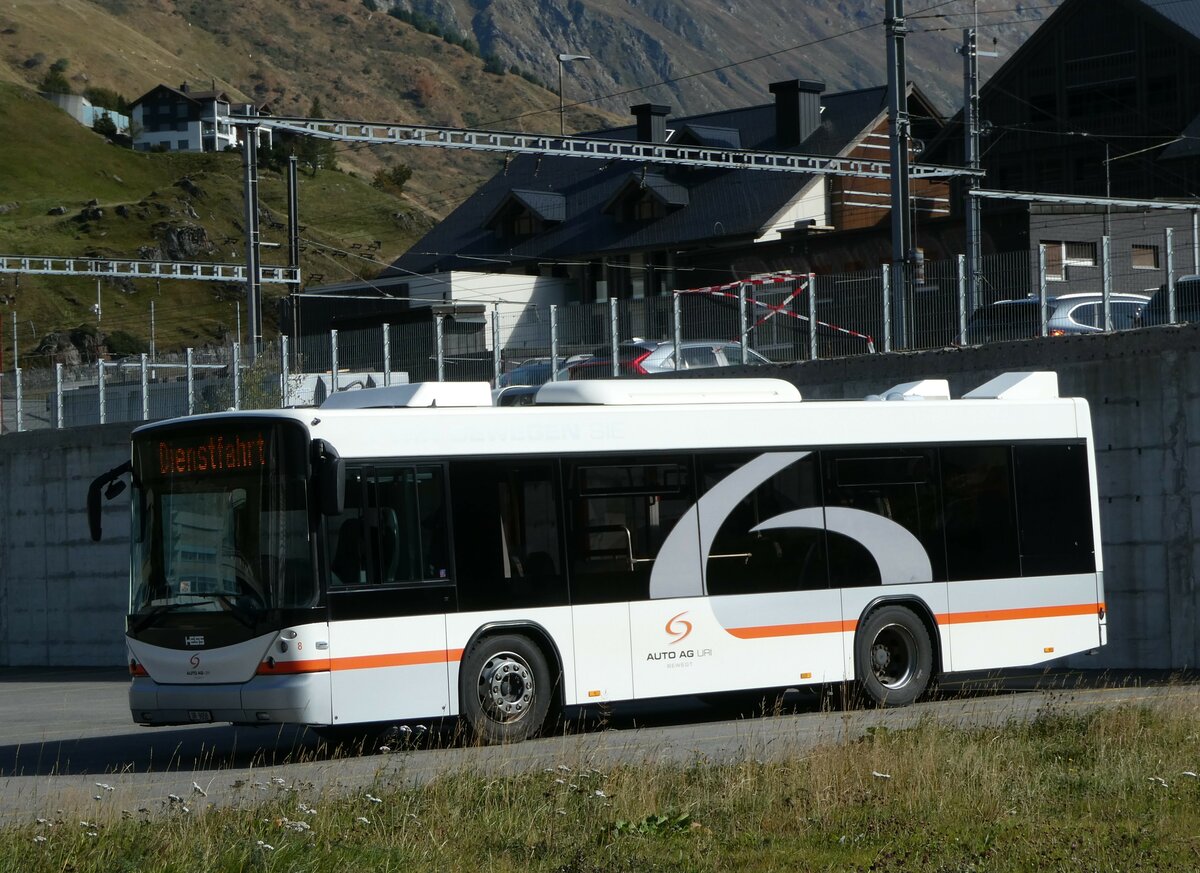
xmin=854 ymin=605 xmax=933 ymax=707
xmin=460 ymin=634 xmax=553 ymax=744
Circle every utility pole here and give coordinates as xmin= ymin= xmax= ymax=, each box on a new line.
xmin=287 ymin=153 xmax=301 ymax=366
xmin=960 ymin=28 xmax=997 ymax=316
xmin=962 ymin=28 xmax=982 ymax=317
xmin=241 ymin=108 xmax=263 ymax=360
xmin=886 ymin=0 xmax=912 ymax=347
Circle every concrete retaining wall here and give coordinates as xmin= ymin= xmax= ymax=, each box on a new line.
xmin=0 ymin=423 xmax=132 ymax=665
xmin=2 ymin=323 xmax=1198 ymax=668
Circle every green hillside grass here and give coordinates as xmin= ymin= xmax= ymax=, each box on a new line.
xmin=0 ymin=83 xmax=424 ymax=363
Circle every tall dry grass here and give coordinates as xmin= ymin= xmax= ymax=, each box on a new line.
xmin=4 ymin=694 xmax=1200 ymax=871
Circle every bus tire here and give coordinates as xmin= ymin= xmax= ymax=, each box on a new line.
xmin=460 ymin=634 xmax=553 ymax=744
xmin=854 ymin=605 xmax=933 ymax=707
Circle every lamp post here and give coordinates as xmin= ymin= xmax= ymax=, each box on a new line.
xmin=557 ymin=52 xmax=590 ymax=137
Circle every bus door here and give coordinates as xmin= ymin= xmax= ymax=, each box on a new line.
xmin=326 ymin=465 xmax=455 ymax=726
xmin=567 ymin=458 xmax=705 ymax=702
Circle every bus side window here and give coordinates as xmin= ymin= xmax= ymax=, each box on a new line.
xmin=328 ymin=469 xmax=368 ymax=587
xmin=1012 ymin=443 xmax=1095 ymax=576
xmin=940 ymin=445 xmax=1020 ymax=581
xmin=565 ymin=458 xmax=694 ymax=605
xmin=823 ymin=448 xmax=945 ymax=587
xmin=700 ymin=452 xmax=829 ymax=595
xmin=449 ymin=460 xmax=566 ymax=611
xmin=374 ymin=466 xmax=449 ymax=584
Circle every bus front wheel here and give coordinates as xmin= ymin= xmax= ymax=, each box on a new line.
xmin=854 ymin=605 xmax=933 ymax=707
xmin=460 ymin=634 xmax=553 ymax=744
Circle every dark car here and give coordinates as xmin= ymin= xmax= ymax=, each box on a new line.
xmin=496 ymin=360 xmax=554 ymax=388
xmin=1138 ymin=276 xmax=1200 ymax=327
xmin=962 ymin=292 xmax=1149 ymax=344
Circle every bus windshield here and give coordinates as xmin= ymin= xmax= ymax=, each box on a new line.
xmin=130 ymin=422 xmax=317 ymax=621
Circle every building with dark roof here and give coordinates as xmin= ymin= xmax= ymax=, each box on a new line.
xmin=385 ymin=79 xmax=948 ymax=304
xmin=130 ymin=82 xmax=270 ymax=154
xmin=926 ymin=0 xmax=1200 ymax=288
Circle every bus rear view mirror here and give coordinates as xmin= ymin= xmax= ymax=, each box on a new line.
xmin=313 ymin=440 xmax=345 ymax=516
xmin=87 ymin=460 xmax=132 ymax=542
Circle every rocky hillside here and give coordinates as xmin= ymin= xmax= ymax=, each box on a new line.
xmin=387 ymin=0 xmax=1061 ymax=119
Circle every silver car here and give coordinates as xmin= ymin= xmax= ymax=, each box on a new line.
xmin=963 ymin=292 xmax=1149 ymax=344
xmin=567 ymin=339 xmax=770 ymax=379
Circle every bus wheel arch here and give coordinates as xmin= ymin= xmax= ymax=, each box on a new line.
xmin=459 ymin=622 xmax=563 ymax=744
xmin=853 ymin=598 xmax=938 ymax=708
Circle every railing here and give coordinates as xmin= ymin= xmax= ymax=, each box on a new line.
xmin=0 ymin=236 xmax=1192 ymax=433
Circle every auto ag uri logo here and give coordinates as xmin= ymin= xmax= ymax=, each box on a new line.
xmin=665 ymin=611 xmax=693 ymax=644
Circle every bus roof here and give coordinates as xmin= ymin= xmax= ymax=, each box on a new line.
xmin=133 ymin=372 xmax=1086 ymax=460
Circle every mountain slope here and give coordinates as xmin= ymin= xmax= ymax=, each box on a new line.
xmin=395 ymin=0 xmax=1062 ymax=118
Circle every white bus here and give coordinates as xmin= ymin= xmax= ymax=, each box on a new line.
xmin=88 ymin=372 xmax=1105 ymax=743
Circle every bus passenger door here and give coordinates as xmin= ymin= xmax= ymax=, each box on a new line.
xmin=564 ymin=457 xmax=700 ymax=702
xmin=325 ymin=465 xmax=455 ymax=726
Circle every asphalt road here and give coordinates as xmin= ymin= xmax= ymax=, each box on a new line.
xmin=0 ymin=666 xmax=1193 ymax=824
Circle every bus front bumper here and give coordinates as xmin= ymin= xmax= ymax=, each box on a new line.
xmin=129 ymin=672 xmax=332 ymax=726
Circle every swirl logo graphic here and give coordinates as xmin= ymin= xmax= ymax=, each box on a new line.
xmin=189 ymin=654 xmax=201 ymax=669
xmin=665 ymin=611 xmax=693 ymax=644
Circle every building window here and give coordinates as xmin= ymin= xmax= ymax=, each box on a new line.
xmin=1132 ymin=244 xmax=1159 ymax=270
xmin=1041 ymin=241 xmax=1097 ymax=280
xmin=178 ymin=140 xmax=189 ymax=150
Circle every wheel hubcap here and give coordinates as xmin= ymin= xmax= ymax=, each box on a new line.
xmin=870 ymin=623 xmax=917 ymax=690
xmin=478 ymin=651 xmax=535 ymax=723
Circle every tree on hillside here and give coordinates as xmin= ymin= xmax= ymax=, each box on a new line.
xmin=296 ymin=98 xmax=339 ymax=175
xmin=83 ymin=86 xmax=130 ymax=115
xmin=93 ymin=114 xmax=118 ymax=140
xmin=38 ymin=58 xmax=71 ymax=94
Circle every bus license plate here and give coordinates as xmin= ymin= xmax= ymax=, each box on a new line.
xmin=187 ymin=710 xmax=212 ymax=722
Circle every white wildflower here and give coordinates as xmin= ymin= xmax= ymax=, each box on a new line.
xmin=594 ymin=790 xmax=607 ymax=798
xmin=871 ymin=771 xmax=892 ymax=780
xmin=355 ymin=817 xmax=370 ymax=824
xmin=167 ymin=794 xmax=182 ymax=804
xmin=94 ymin=783 xmax=114 ymax=792
xmin=33 ymin=836 xmax=46 ymax=844
xmin=192 ymin=782 xmax=208 ymax=797
xmin=1183 ymin=771 xmax=1199 ymax=778
xmin=256 ymin=840 xmax=275 ymax=851
xmin=366 ymin=794 xmax=382 ymax=804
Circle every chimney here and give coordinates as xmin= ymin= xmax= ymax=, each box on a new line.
xmin=769 ymin=79 xmax=824 ymax=148
xmin=179 ymin=81 xmax=189 ymax=93
xmin=630 ymin=103 xmax=671 ymax=144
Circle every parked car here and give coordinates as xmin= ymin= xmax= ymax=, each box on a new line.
xmin=961 ymin=292 xmax=1150 ymax=344
xmin=1138 ymin=276 xmax=1200 ymax=327
xmin=496 ymin=359 xmax=554 ymax=388
xmin=566 ymin=339 xmax=771 ymax=379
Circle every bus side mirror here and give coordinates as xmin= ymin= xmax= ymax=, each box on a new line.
xmin=313 ymin=440 xmax=344 ymax=516
xmin=87 ymin=460 xmax=132 ymax=542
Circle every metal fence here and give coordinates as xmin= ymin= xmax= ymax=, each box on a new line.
xmin=0 ymin=238 xmax=1192 ymax=433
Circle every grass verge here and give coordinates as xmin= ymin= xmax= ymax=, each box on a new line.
xmin=5 ymin=701 xmax=1200 ymax=871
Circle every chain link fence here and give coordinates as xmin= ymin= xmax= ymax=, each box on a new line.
xmin=1 ymin=238 xmax=1195 ymax=433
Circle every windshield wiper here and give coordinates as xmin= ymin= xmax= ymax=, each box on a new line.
xmin=210 ymin=593 xmax=260 ymax=630
xmin=130 ymin=595 xmax=262 ymax=634
xmin=129 ymin=601 xmax=206 ymax=634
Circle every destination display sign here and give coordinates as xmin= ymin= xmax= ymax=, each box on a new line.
xmin=155 ymin=431 xmax=269 ymax=478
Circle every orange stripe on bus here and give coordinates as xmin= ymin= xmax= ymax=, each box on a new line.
xmin=257 ymin=648 xmax=464 ymax=675
xmin=726 ymin=619 xmax=857 ymax=639
xmin=934 ymin=602 xmax=1102 ymax=625
xmin=725 ymin=602 xmax=1102 ymax=640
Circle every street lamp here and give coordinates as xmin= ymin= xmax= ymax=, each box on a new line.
xmin=557 ymin=52 xmax=590 ymax=137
